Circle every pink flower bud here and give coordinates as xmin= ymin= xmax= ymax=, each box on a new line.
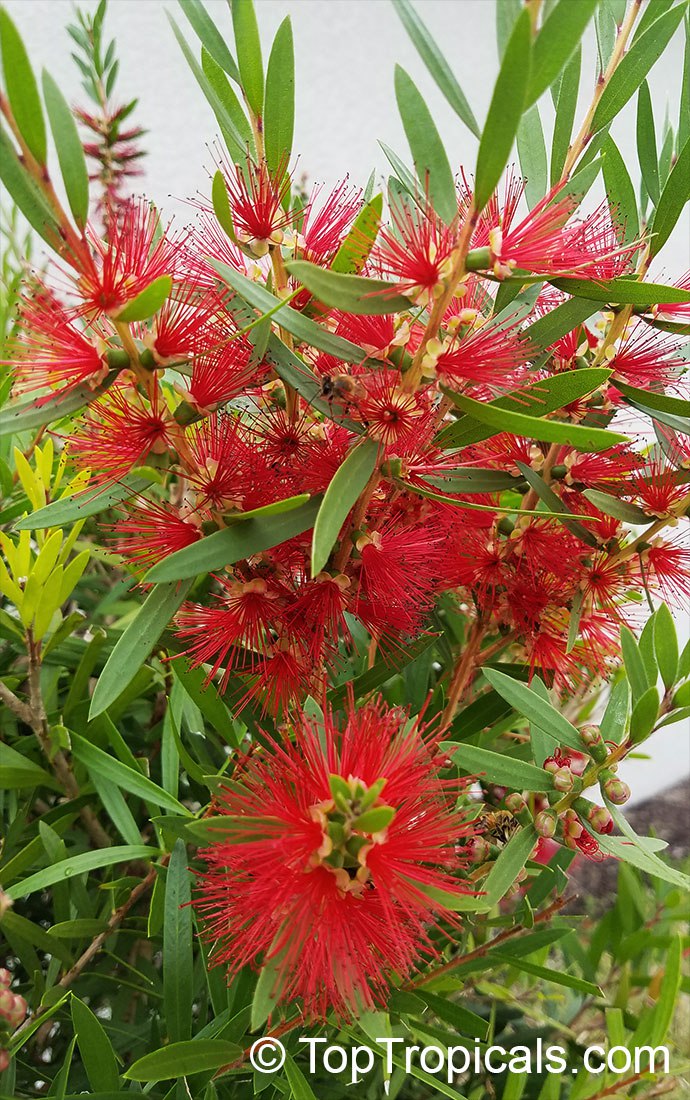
xmin=505 ymin=793 xmax=527 ymax=815
xmin=534 ymin=811 xmax=557 ymax=838
xmin=0 ymin=989 xmax=13 ymax=1021
xmin=553 ymin=766 xmax=574 ymax=793
xmin=0 ymin=969 xmax=11 ymax=989
xmin=0 ymin=1050 xmax=10 ymax=1073
xmin=7 ymin=994 xmax=27 ymax=1028
xmin=588 ymin=805 xmax=614 ymax=834
xmin=562 ymin=810 xmax=584 ymax=839
xmin=467 ymin=836 xmax=491 ymax=863
xmin=579 ymin=724 xmax=602 ymax=747
xmin=603 ymin=777 xmax=631 ymax=805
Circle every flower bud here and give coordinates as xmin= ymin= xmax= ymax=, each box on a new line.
xmin=7 ymin=994 xmax=27 ymax=1028
xmin=504 ymin=793 xmax=527 ymax=815
xmin=466 ymin=836 xmax=491 ymax=863
xmin=0 ymin=969 xmax=11 ymax=989
xmin=0 ymin=989 xmax=13 ymax=1021
xmin=0 ymin=1050 xmax=9 ymax=1073
xmin=553 ymin=766 xmax=574 ymax=793
xmin=602 ymin=777 xmax=631 ymax=805
xmin=579 ymin=724 xmax=602 ymax=748
xmin=562 ymin=810 xmax=584 ymax=839
xmin=588 ymin=805 xmax=614 ymax=834
xmin=534 ymin=811 xmax=557 ymax=838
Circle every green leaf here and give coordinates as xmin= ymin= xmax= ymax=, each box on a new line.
xmin=602 ymin=137 xmax=640 ymax=247
xmin=654 ymin=603 xmax=679 ymax=689
xmin=629 ymin=685 xmax=660 ymax=744
xmin=637 ymin=81 xmax=660 ymax=205
xmin=89 ymin=580 xmax=193 ymax=717
xmin=5 ymin=845 xmax=157 ymax=901
xmin=651 ymin=934 xmax=682 ymax=1044
xmin=582 ymin=488 xmax=653 ymax=525
xmin=392 ymin=0 xmax=480 ymax=138
xmin=125 ymin=1039 xmax=242 ymax=1082
xmin=0 ymin=126 xmax=62 ymax=250
xmin=71 ymin=997 xmax=120 ymax=1092
xmin=475 ymin=9 xmax=532 ymax=212
xmin=482 ymin=825 xmax=538 ymax=907
xmin=230 ymin=0 xmax=264 ymax=117
xmin=526 ymin=0 xmax=597 ymax=108
xmin=437 ymin=368 xmax=612 ymax=449
xmin=208 ymin=259 xmax=366 ymax=361
xmin=264 ymin=17 xmax=294 ymax=174
xmin=550 ymin=46 xmax=580 ymax=185
xmin=620 ymin=624 xmax=650 ymax=704
xmin=0 ymin=9 xmax=47 ymax=163
xmin=614 ymin=379 xmax=690 ymax=432
xmin=285 ymin=260 xmax=411 ymax=316
xmin=115 ymin=274 xmax=172 ymax=322
xmin=327 ymin=632 xmax=439 ymax=707
xmin=145 ymin=496 xmax=320 ymax=582
xmin=489 ymin=951 xmax=602 ymax=996
xmin=172 ymin=660 xmax=236 ymax=743
xmin=0 ymin=368 xmax=118 ymax=438
xmin=591 ymin=4 xmax=687 ymax=133
xmin=311 ymin=438 xmax=378 ymax=576
xmin=482 ymin=668 xmax=587 ymax=753
xmin=516 ymin=462 xmax=600 ymax=547
xmin=444 ymin=743 xmax=555 ymax=792
xmin=600 ymin=676 xmax=630 ymax=744
xmin=517 ymin=105 xmax=547 ymax=208
xmin=331 ymin=194 xmax=383 ymax=275
xmin=164 ymin=838 xmax=193 ymax=1043
xmin=0 ymin=741 xmax=59 ymax=790
xmin=522 ymin=293 xmax=599 ymax=348
xmin=178 ymin=0 xmax=241 ymax=83
xmin=414 ymin=990 xmax=488 ymax=1040
xmin=551 ymin=276 xmax=690 ymax=307
xmin=650 ymin=135 xmax=690 ymax=258
xmin=251 ymin=955 xmax=281 ymax=1030
xmin=14 ymin=475 xmax=153 ymax=530
xmin=284 ymin=1053 xmax=319 ymax=1100
xmin=201 ymin=48 xmax=254 ymax=159
xmin=42 ymin=72 xmax=89 ymax=227
xmin=394 ymin=65 xmax=457 ymax=224
xmin=441 ymin=388 xmax=627 ymax=453
xmin=71 ymin=733 xmax=190 ymax=815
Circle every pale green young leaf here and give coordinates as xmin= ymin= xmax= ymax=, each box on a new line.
xmin=42 ymin=71 xmax=89 ymax=227
xmin=230 ymin=0 xmax=263 ymax=117
xmin=264 ymin=16 xmax=294 ymax=174
xmin=394 ymin=65 xmax=457 ymax=224
xmin=517 ymin=104 xmax=547 ymax=208
xmin=0 ymin=9 xmax=47 ymax=163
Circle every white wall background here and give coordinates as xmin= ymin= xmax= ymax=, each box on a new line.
xmin=3 ymin=0 xmax=689 ymax=802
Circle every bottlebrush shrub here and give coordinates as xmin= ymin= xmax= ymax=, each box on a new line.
xmin=1 ymin=0 xmax=689 ymax=1096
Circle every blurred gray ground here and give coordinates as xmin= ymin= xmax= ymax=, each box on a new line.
xmin=569 ymin=780 xmax=690 ymax=904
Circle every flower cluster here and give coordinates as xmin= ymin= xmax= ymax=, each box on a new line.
xmin=194 ymin=701 xmax=472 ymax=1019
xmin=0 ymin=967 xmax=27 ymax=1073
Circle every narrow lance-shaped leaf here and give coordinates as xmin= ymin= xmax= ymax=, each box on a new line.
xmin=177 ymin=0 xmax=241 ymax=83
xmin=311 ymin=438 xmax=379 ymax=576
xmin=125 ymin=1040 xmax=244 ymax=1083
xmin=550 ymin=276 xmax=690 ymax=308
xmin=263 ymin=16 xmax=294 ymax=174
xmin=332 ymin=193 xmax=383 ymax=274
xmin=114 ymin=274 xmax=172 ymax=322
xmin=392 ymin=0 xmax=480 ymax=137
xmin=637 ymin=81 xmax=660 ymax=205
xmin=550 ymin=46 xmax=580 ymax=185
xmin=482 ymin=667 xmax=588 ymax=753
xmin=525 ymin=0 xmax=597 ymax=108
xmin=230 ymin=0 xmax=264 ymax=118
xmin=603 ymin=137 xmax=640 ymax=248
xmin=164 ymin=839 xmax=193 ymax=1043
xmin=517 ymin=104 xmax=547 ymax=208
xmin=0 ymin=125 xmax=62 ymax=250
xmin=394 ymin=65 xmax=457 ymax=225
xmin=475 ymin=9 xmax=532 ymax=212
xmin=285 ymin=260 xmax=411 ymax=316
xmin=71 ymin=997 xmax=120 ymax=1093
xmin=42 ymin=71 xmax=89 ymax=227
xmin=0 ymin=9 xmax=47 ymax=163
xmin=650 ymin=136 xmax=690 ymax=258
xmin=591 ymin=4 xmax=688 ymax=134
xmin=89 ymin=579 xmax=193 ymax=717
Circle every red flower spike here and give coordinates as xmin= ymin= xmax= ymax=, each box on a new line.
xmin=76 ymin=198 xmax=184 ymax=316
xmin=643 ymin=539 xmax=690 ymax=604
xmin=182 ymin=412 xmax=253 ymax=511
xmin=67 ymin=381 xmax=176 ymax=484
xmin=223 ymin=157 xmax=294 ymax=249
xmin=435 ymin=315 xmax=530 ymax=388
xmin=193 ymin=701 xmax=473 ymax=1020
xmin=186 ymin=340 xmax=258 ymax=412
xmin=609 ymin=323 xmax=685 ymax=389
xmin=358 ymin=371 xmax=430 ymax=451
xmin=298 ymin=180 xmax=362 ymax=264
xmin=374 ymin=199 xmax=455 ymax=300
xmin=6 ymin=290 xmax=108 ymax=396
xmin=113 ymin=498 xmax=202 ymax=571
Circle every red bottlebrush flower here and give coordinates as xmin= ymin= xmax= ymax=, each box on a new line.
xmin=193 ymin=701 xmax=472 ymax=1020
xmin=186 ymin=340 xmax=258 ymax=412
xmin=285 ymin=573 xmax=352 ymax=662
xmin=223 ymin=157 xmax=294 ymax=250
xmin=582 ymin=553 xmax=639 ymax=614
xmin=7 ymin=290 xmax=108 ymax=396
xmin=435 ymin=316 xmax=530 ymax=388
xmin=459 ymin=168 xmax=524 ymax=248
xmin=358 ymin=370 xmax=430 ymax=451
xmin=175 ymin=575 xmax=285 ymax=691
xmin=182 ymin=412 xmax=253 ymax=511
xmin=656 ymin=272 xmax=690 ymax=322
xmin=183 ymin=206 xmax=256 ymax=288
xmin=67 ymin=381 xmax=176 ymax=483
xmin=333 ymin=311 xmax=397 ymax=360
xmin=643 ymin=539 xmax=690 ymax=604
xmin=629 ymin=457 xmax=687 ymax=518
xmin=114 ymin=498 xmax=202 ymax=571
xmin=609 ymin=323 xmax=685 ymax=389
xmin=298 ymin=180 xmax=362 ymax=264
xmin=562 ymin=446 xmax=642 ymax=491
xmin=483 ymin=188 xmax=636 ymax=280
xmin=354 ymin=516 xmax=446 ymax=634
xmin=76 ymin=199 xmax=183 ymax=317
xmin=145 ymin=285 xmax=224 ymax=365
xmin=374 ymin=199 xmax=455 ymax=300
